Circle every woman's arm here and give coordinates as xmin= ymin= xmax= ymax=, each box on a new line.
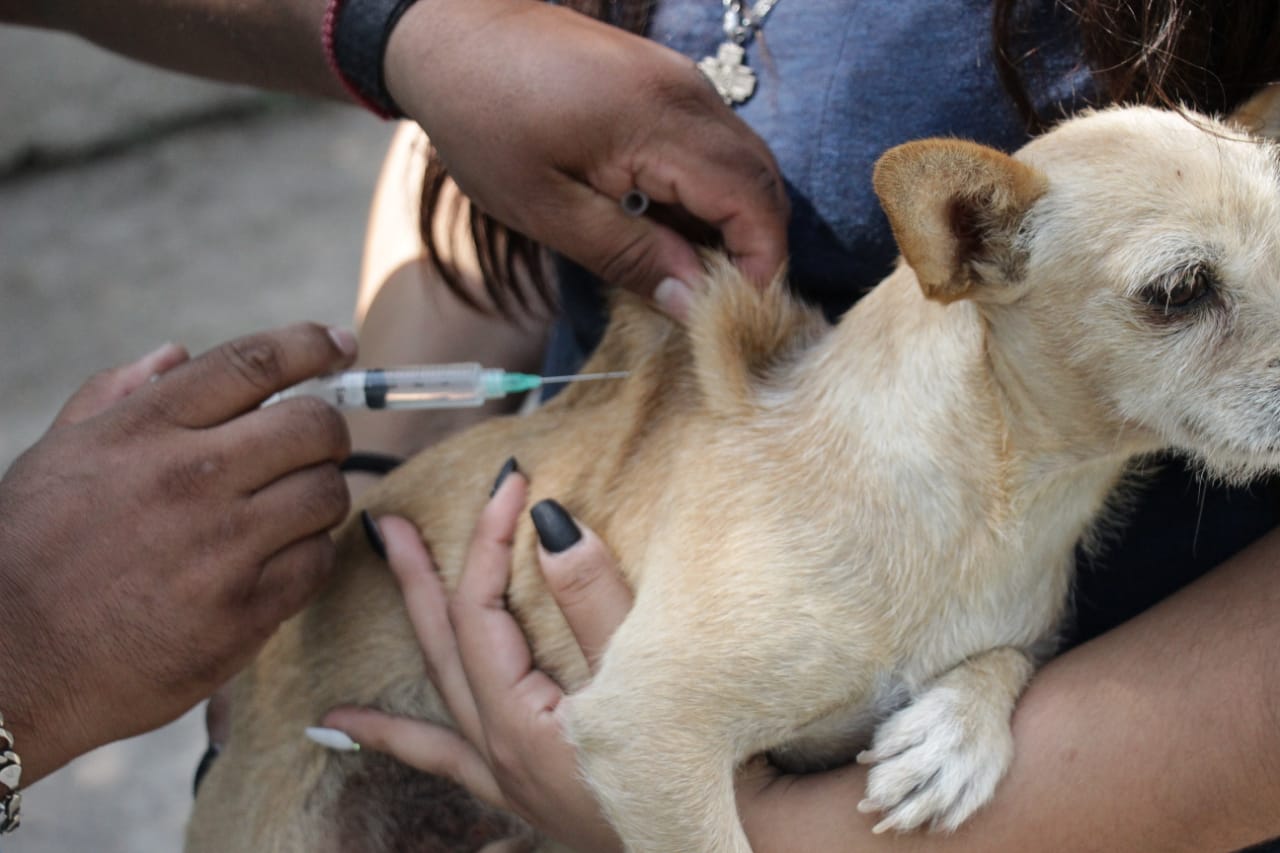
xmin=0 ymin=0 xmax=789 ymax=299
xmin=742 ymin=526 xmax=1280 ymax=852
xmin=0 ymin=0 xmax=344 ymax=99
xmin=344 ymin=125 xmax=552 ymax=493
xmin=331 ymin=497 xmax=1280 ymax=852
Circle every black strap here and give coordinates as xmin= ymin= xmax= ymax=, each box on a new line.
xmin=340 ymin=451 xmax=405 ymax=476
xmin=332 ymin=0 xmax=421 ymax=118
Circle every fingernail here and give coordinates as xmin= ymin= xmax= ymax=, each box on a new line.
xmin=530 ymin=499 xmax=582 ymax=554
xmin=192 ymin=742 xmax=221 ymax=796
xmin=490 ymin=456 xmax=519 ymax=497
xmin=327 ymin=326 xmax=358 ymax=358
xmin=304 ymin=726 xmax=361 ymax=752
xmin=360 ymin=510 xmax=387 ymax=560
xmin=653 ymin=277 xmax=693 ymax=317
xmin=142 ymin=342 xmax=182 ymax=379
xmin=143 ymin=341 xmax=179 ymax=361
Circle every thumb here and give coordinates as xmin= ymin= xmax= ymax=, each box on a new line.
xmin=53 ymin=342 xmax=189 ymax=427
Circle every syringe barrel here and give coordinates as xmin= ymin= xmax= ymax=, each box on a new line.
xmin=364 ymin=364 xmax=488 ymax=409
xmin=274 ymin=364 xmax=492 ymax=409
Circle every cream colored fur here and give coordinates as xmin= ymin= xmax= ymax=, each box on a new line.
xmin=187 ymin=97 xmax=1280 ymax=853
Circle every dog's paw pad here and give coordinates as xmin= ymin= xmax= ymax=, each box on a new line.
xmin=858 ymin=686 xmax=1013 ymax=834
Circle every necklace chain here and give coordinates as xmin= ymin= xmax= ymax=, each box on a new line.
xmin=722 ymin=0 xmax=780 ymax=44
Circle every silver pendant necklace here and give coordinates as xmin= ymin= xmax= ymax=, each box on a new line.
xmin=696 ymin=0 xmax=781 ymax=107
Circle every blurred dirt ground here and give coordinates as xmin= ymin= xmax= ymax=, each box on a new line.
xmin=1 ymin=23 xmax=394 ymax=852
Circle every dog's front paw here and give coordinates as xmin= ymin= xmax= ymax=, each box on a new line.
xmin=855 ymin=682 xmax=1015 ymax=834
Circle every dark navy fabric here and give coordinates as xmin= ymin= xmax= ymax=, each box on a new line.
xmin=544 ymin=9 xmax=1278 ymax=844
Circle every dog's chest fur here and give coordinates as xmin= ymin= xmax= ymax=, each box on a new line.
xmin=695 ymin=265 xmax=1136 ymax=774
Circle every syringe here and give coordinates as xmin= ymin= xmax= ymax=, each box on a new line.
xmin=264 ymin=363 xmax=629 ymax=410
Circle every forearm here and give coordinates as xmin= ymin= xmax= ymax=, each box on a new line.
xmin=0 ymin=604 xmax=83 ymax=784
xmin=0 ymin=0 xmax=349 ymax=102
xmin=344 ymin=255 xmax=551 ymax=465
xmin=744 ymin=527 xmax=1280 ymax=852
xmin=347 ymin=130 xmax=552 ymax=468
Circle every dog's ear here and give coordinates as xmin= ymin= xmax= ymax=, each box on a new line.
xmin=1228 ymin=83 xmax=1280 ymax=140
xmin=873 ymin=139 xmax=1047 ymax=303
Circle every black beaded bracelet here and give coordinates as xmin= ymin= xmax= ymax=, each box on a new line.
xmin=322 ymin=0 xmax=423 ymax=119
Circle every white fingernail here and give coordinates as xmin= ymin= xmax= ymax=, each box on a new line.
xmin=143 ymin=341 xmax=178 ymax=361
xmin=304 ymin=726 xmax=361 ymax=752
xmin=653 ymin=277 xmax=693 ymax=317
xmin=144 ymin=342 xmax=181 ymax=382
xmin=327 ymin=327 xmax=358 ymax=358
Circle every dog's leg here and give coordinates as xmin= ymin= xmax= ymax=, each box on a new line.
xmin=558 ymin=610 xmax=768 ymax=853
xmin=564 ymin=687 xmax=752 ymax=853
xmin=856 ymin=646 xmax=1033 ymax=834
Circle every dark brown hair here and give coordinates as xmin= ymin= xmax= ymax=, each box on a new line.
xmin=422 ymin=0 xmax=1280 ymax=313
xmin=997 ymin=0 xmax=1280 ymax=133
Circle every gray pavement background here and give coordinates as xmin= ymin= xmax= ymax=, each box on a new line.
xmin=1 ymin=23 xmax=395 ymax=852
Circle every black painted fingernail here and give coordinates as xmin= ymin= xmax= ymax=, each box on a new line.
xmin=490 ymin=456 xmax=519 ymax=497
xmin=192 ymin=742 xmax=221 ymax=797
xmin=530 ymin=499 xmax=582 ymax=553
xmin=360 ymin=510 xmax=387 ymax=560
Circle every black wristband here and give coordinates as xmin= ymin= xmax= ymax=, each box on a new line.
xmin=330 ymin=0 xmax=421 ymax=118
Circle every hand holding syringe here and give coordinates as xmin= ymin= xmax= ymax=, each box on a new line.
xmin=264 ymin=363 xmax=629 ymax=410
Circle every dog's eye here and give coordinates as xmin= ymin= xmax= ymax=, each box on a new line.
xmin=1144 ymin=264 xmax=1215 ymax=314
xmin=1166 ymin=267 xmax=1212 ymax=307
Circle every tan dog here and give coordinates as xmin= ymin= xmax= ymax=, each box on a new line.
xmin=188 ymin=98 xmax=1280 ymax=853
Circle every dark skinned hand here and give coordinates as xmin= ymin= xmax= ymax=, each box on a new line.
xmin=0 ymin=323 xmax=357 ymax=782
xmin=384 ymin=0 xmax=790 ymax=318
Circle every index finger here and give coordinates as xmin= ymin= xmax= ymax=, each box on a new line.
xmin=143 ymin=323 xmax=357 ymax=428
xmin=374 ymin=514 xmax=487 ymax=750
xmin=449 ymin=473 xmax=544 ymax=703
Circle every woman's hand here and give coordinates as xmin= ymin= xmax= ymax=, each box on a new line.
xmin=383 ymin=0 xmax=790 ymax=315
xmin=324 ymin=472 xmax=630 ymax=852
